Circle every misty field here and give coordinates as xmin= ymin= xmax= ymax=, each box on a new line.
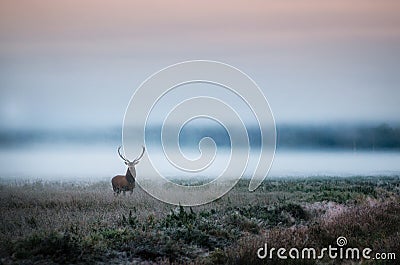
xmin=0 ymin=176 xmax=399 ymax=264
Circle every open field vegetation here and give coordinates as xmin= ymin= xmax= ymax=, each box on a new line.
xmin=0 ymin=176 xmax=399 ymax=264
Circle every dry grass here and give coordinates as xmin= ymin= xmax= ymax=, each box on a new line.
xmin=222 ymin=197 xmax=400 ymax=265
xmin=0 ymin=176 xmax=399 ymax=264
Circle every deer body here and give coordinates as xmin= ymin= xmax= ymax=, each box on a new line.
xmin=112 ymin=168 xmax=136 ymax=194
xmin=111 ymin=146 xmax=145 ymax=196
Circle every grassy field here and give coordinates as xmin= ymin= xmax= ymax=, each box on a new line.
xmin=0 ymin=176 xmax=399 ymax=264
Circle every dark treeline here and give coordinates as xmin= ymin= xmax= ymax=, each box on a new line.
xmin=1 ymin=123 xmax=400 ymax=150
xmin=276 ymin=123 xmax=400 ymax=150
xmin=176 ymin=123 xmax=400 ymax=150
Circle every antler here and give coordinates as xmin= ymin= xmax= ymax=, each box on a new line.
xmin=117 ymin=146 xmax=129 ymax=162
xmin=133 ymin=146 xmax=145 ymax=162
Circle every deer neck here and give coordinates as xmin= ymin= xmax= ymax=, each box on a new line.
xmin=126 ymin=167 xmax=136 ymax=184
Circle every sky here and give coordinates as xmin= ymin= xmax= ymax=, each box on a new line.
xmin=0 ymin=0 xmax=399 ymax=129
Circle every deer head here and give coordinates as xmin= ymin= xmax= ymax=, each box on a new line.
xmin=118 ymin=145 xmax=145 ymax=167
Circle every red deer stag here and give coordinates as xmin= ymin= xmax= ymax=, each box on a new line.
xmin=112 ymin=146 xmax=145 ymax=195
